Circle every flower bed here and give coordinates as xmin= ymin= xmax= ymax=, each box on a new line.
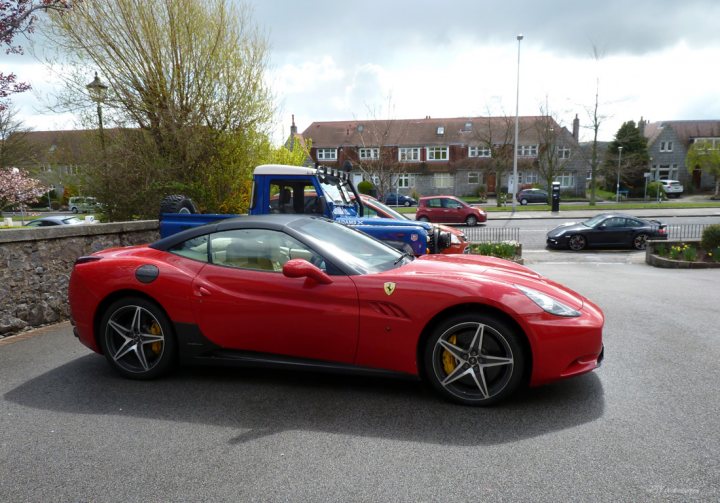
xmin=646 ymin=239 xmax=720 ymax=269
xmin=469 ymin=241 xmax=523 ymax=264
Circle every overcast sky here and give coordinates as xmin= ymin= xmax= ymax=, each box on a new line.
xmin=3 ymin=0 xmax=720 ymax=143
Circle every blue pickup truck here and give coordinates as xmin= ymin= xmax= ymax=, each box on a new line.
xmin=159 ymin=164 xmax=452 ymax=256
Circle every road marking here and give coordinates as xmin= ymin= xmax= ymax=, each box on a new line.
xmin=0 ymin=321 xmax=71 ymax=346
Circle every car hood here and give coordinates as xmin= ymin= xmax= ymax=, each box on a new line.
xmin=392 ymin=254 xmax=585 ymax=310
xmin=547 ymin=222 xmax=585 ymax=237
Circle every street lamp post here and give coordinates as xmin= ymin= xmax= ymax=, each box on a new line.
xmin=615 ymin=145 xmax=623 ymax=203
xmin=512 ymin=33 xmax=523 ymax=213
xmin=86 ymin=72 xmax=108 ymax=151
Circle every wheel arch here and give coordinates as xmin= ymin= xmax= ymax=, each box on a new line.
xmin=92 ymin=289 xmax=175 ymax=355
xmin=415 ymin=302 xmax=533 ymax=384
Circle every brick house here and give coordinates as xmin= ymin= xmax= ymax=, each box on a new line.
xmin=641 ymin=119 xmax=720 ymax=191
xmin=300 ymin=115 xmax=587 ymax=198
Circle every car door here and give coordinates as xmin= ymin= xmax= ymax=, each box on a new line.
xmin=191 ymin=228 xmax=360 ymax=363
xmin=588 ymin=217 xmax=631 ymax=246
xmin=424 ymin=198 xmax=445 ymax=222
xmin=442 ymin=198 xmax=463 ymax=223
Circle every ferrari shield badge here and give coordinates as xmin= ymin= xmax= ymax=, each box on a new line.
xmin=384 ymin=282 xmax=396 ymax=296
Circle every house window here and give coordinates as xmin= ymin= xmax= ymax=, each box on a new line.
xmin=399 ymin=147 xmax=421 ymax=162
xmin=433 ymin=173 xmax=453 ymax=189
xmin=554 ymin=172 xmax=575 ymax=188
xmin=654 ymin=164 xmax=679 ymax=180
xmin=359 ymin=147 xmax=379 ymax=160
xmin=426 ymin=146 xmax=449 ymax=161
xmin=468 ymin=172 xmax=481 ymax=184
xmin=517 ymin=144 xmax=538 ymax=157
xmin=557 ymin=146 xmax=571 ymax=159
xmin=660 ymin=141 xmax=673 ymax=152
xmin=317 ymin=148 xmax=337 ymax=161
xmin=519 ymin=172 xmax=538 ymax=184
xmin=397 ymin=174 xmax=415 ymax=188
xmin=468 ymin=146 xmax=491 ymax=158
xmin=436 ymin=126 xmax=445 ymax=135
xmin=464 ymin=122 xmax=473 ymax=131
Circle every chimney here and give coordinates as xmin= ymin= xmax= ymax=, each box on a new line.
xmin=572 ymin=114 xmax=579 ymax=141
xmin=638 ymin=116 xmax=646 ymax=137
xmin=290 ymin=114 xmax=297 ymax=136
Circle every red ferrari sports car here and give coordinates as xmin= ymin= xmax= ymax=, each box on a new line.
xmin=69 ymin=215 xmax=604 ymax=405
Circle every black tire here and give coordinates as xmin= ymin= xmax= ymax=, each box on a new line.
xmin=633 ymin=233 xmax=649 ymax=250
xmin=465 ymin=215 xmax=478 ymax=227
xmin=404 ymin=200 xmax=411 ymax=207
xmin=417 ymin=216 xmax=430 ymax=222
xmin=99 ymin=297 xmax=176 ymax=380
xmin=423 ymin=313 xmax=525 ymax=406
xmin=71 ymin=207 xmax=79 ymax=214
xmin=568 ymin=234 xmax=587 ymax=251
xmin=520 ymin=198 xmax=528 ymax=205
xmin=160 ymin=194 xmax=198 ymax=215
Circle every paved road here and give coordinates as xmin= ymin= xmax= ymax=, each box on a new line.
xmin=1 ymin=264 xmax=719 ymax=501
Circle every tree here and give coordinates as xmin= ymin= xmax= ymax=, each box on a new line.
xmin=534 ymin=112 xmax=572 ymax=192
xmin=44 ymin=0 xmax=274 ymax=218
xmin=686 ymin=141 xmax=720 ymax=196
xmin=605 ymin=120 xmax=649 ymax=196
xmin=0 ymin=166 xmax=45 ymax=210
xmin=580 ymin=45 xmax=609 ymax=205
xmin=0 ymin=105 xmax=37 ymax=169
xmin=0 ymin=1 xmax=73 ymax=110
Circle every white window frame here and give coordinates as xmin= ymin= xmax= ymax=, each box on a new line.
xmin=359 ymin=147 xmax=379 ymax=160
xmin=468 ymin=146 xmax=491 ymax=158
xmin=519 ymin=171 xmax=539 ymax=184
xmin=426 ymin=146 xmax=449 ymax=161
xmin=316 ymin=148 xmax=337 ymax=161
xmin=660 ymin=141 xmax=674 ymax=152
xmin=397 ymin=173 xmax=415 ymax=189
xmin=399 ymin=147 xmax=421 ymax=162
xmin=554 ymin=172 xmax=575 ymax=188
xmin=557 ymin=146 xmax=571 ymax=159
xmin=433 ymin=173 xmax=453 ymax=189
xmin=468 ymin=172 xmax=481 ymax=184
xmin=517 ymin=144 xmax=538 ymax=157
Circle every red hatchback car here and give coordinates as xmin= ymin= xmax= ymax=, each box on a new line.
xmin=415 ymin=195 xmax=487 ymax=226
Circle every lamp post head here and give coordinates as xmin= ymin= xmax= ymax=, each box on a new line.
xmin=86 ymin=72 xmax=108 ymax=104
xmin=517 ymin=34 xmax=524 ymax=41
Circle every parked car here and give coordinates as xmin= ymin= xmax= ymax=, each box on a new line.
xmin=24 ymin=216 xmax=85 ymax=227
xmin=69 ymin=196 xmax=101 ymax=214
xmin=69 ymin=214 xmax=604 ymax=406
xmin=415 ymin=195 xmax=487 ymax=227
xmin=516 ymin=188 xmax=549 ymax=205
xmin=546 ymin=213 xmax=668 ymax=251
xmin=360 ymin=194 xmax=469 ymax=254
xmin=384 ymin=193 xmax=417 ymax=207
xmin=659 ymin=180 xmax=684 ymax=198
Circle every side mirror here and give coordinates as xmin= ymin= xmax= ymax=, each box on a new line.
xmin=282 ymin=259 xmax=332 ymax=285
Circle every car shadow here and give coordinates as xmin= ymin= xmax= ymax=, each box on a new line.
xmin=5 ymin=354 xmax=605 ymax=446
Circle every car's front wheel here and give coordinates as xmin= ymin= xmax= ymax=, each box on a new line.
xmin=520 ymin=198 xmax=528 ymax=205
xmin=633 ymin=233 xmax=650 ymax=250
xmin=417 ymin=216 xmax=430 ymax=222
xmin=465 ymin=215 xmax=478 ymax=227
xmin=568 ymin=234 xmax=587 ymax=251
xmin=404 ymin=200 xmax=411 ymax=207
xmin=99 ymin=297 xmax=176 ymax=379
xmin=423 ymin=313 xmax=525 ymax=406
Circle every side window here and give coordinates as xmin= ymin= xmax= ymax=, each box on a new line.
xmin=604 ymin=218 xmax=625 ymax=228
xmin=428 ymin=198 xmax=442 ymax=208
xmin=210 ymin=229 xmax=325 ymax=272
xmin=269 ymin=181 xmax=321 ymax=215
xmin=444 ymin=199 xmax=461 ymax=209
xmin=169 ymin=235 xmax=209 ymax=262
xmin=364 ymin=206 xmax=379 ymax=218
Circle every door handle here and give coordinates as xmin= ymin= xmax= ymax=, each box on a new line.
xmin=194 ymin=286 xmax=212 ymax=297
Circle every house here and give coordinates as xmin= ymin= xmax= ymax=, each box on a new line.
xmin=300 ymin=115 xmax=587 ymax=198
xmin=641 ymin=119 xmax=720 ymax=190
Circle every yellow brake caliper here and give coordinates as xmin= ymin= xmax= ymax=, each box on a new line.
xmin=149 ymin=322 xmax=163 ymax=355
xmin=442 ymin=335 xmax=457 ymax=375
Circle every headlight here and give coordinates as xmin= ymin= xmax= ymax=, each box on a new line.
xmin=516 ymin=285 xmax=580 ymax=317
xmin=450 ymin=233 xmax=460 ymax=244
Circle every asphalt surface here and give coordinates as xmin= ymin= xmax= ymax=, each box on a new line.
xmin=1 ymin=263 xmax=719 ymax=502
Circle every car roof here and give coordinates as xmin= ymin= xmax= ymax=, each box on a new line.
xmin=151 ymin=214 xmax=328 ymax=251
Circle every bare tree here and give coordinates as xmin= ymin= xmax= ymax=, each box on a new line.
xmin=534 ymin=109 xmax=573 ymax=191
xmin=582 ymin=45 xmax=609 ymax=205
xmin=0 ymin=105 xmax=37 ymax=169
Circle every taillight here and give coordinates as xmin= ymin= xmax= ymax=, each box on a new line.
xmin=659 ymin=227 xmax=668 ymax=235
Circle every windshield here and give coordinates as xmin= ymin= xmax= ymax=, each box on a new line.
xmin=288 ymin=218 xmax=408 ymax=274
xmin=367 ymin=198 xmax=409 ymax=220
xmin=582 ymin=214 xmax=609 ymax=228
xmin=319 ymin=176 xmax=354 ymax=206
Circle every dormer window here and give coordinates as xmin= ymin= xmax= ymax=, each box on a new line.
xmin=436 ymin=126 xmax=445 ymax=135
xmin=464 ymin=122 xmax=472 ymax=131
xmin=357 ymin=124 xmax=364 ymax=132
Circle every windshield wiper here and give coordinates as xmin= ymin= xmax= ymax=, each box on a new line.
xmin=394 ymin=252 xmax=413 ymax=266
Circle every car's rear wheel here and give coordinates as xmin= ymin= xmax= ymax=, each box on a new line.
xmin=465 ymin=215 xmax=478 ymax=227
xmin=568 ymin=234 xmax=587 ymax=251
xmin=404 ymin=200 xmax=411 ymax=207
xmin=633 ymin=233 xmax=650 ymax=250
xmin=520 ymin=198 xmax=528 ymax=205
xmin=423 ymin=313 xmax=525 ymax=406
xmin=99 ymin=297 xmax=176 ymax=379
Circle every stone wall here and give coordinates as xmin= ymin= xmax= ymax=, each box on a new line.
xmin=0 ymin=221 xmax=160 ymax=337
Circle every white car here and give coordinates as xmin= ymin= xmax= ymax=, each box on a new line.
xmin=660 ymin=180 xmax=683 ymax=198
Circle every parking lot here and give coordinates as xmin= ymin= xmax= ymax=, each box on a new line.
xmin=1 ymin=261 xmax=718 ymax=501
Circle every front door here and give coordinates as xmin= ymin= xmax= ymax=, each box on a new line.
xmin=192 ymin=228 xmax=360 ymax=363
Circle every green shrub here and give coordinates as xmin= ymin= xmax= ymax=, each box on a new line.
xmin=701 ymin=224 xmax=720 ymax=251
xmin=655 ymin=243 xmax=667 ymax=256
xmin=683 ymin=245 xmax=698 ymax=262
xmin=470 ymin=241 xmax=518 ymax=260
xmin=669 ymin=244 xmax=683 ymax=260
xmin=710 ymin=247 xmax=720 ymax=263
xmin=647 ymin=181 xmax=665 ymax=200
xmin=357 ymin=180 xmax=374 ymax=195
